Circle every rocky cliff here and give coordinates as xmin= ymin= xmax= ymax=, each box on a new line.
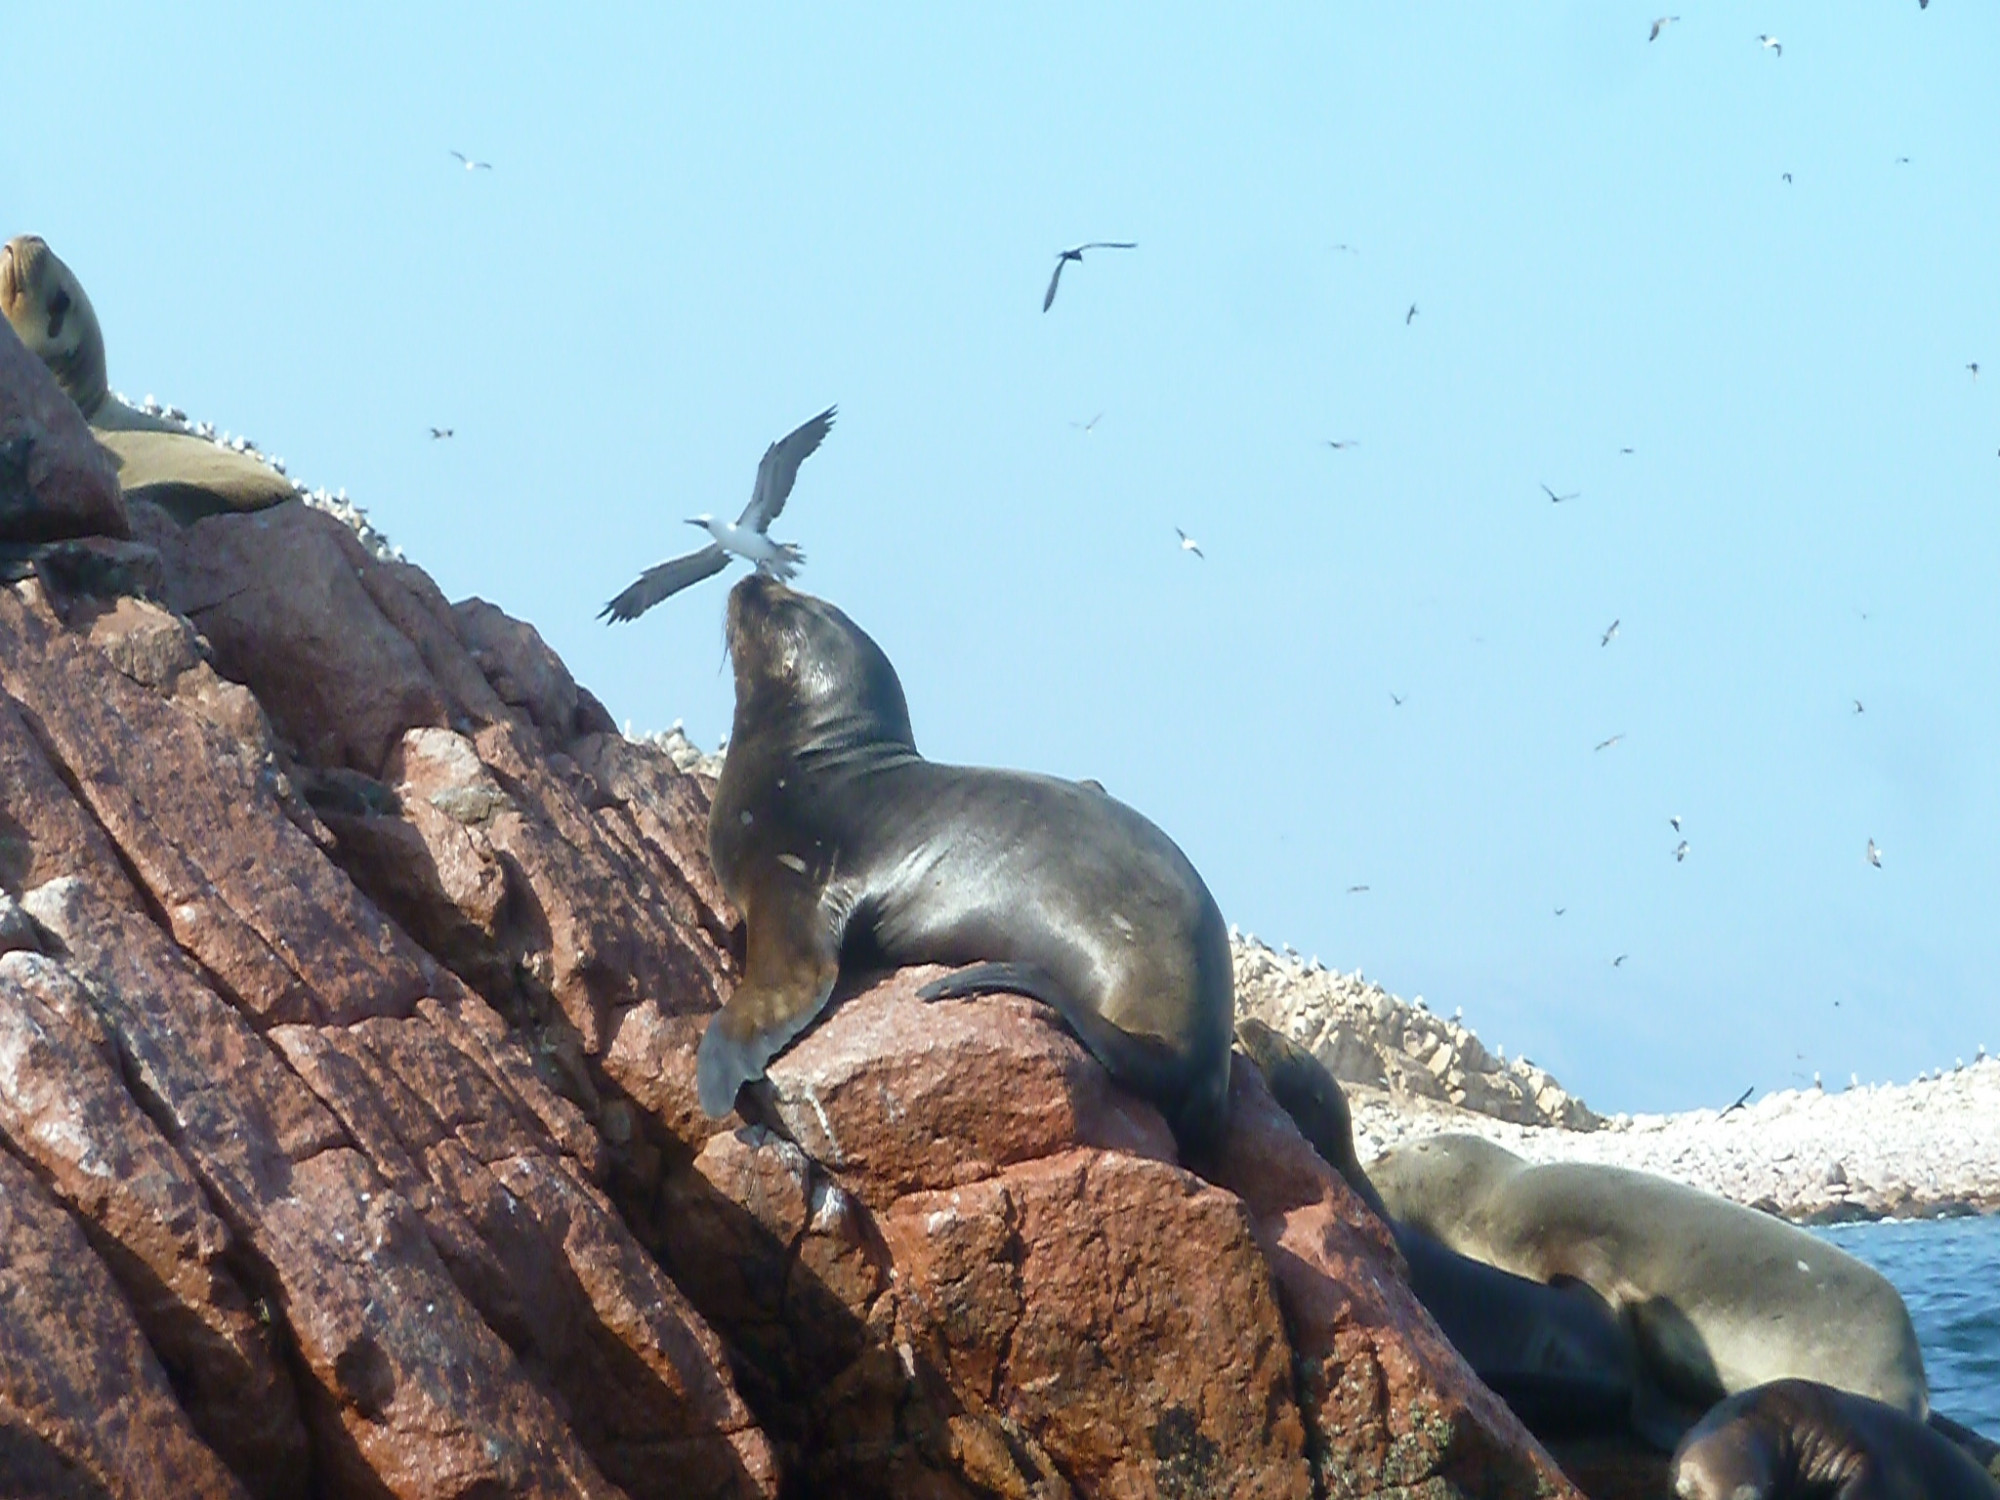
xmin=0 ymin=333 xmax=1593 ymax=1498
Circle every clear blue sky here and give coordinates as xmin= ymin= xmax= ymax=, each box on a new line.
xmin=10 ymin=4 xmax=1996 ymax=1113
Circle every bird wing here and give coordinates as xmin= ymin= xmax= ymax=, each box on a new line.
xmin=450 ymin=150 xmax=468 ymax=163
xmin=739 ymin=406 xmax=837 ymax=531
xmin=1078 ymin=242 xmax=1138 ymax=251
xmin=1042 ymin=258 xmax=1067 ymax=311
xmin=599 ymin=544 xmax=731 ymax=622
xmin=1650 ymin=19 xmax=1663 ymax=39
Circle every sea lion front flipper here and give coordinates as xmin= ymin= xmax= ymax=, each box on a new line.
xmin=918 ymin=962 xmax=1189 ymax=1099
xmin=696 ymin=878 xmax=840 ymax=1118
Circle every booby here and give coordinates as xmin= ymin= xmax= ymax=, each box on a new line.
xmin=1757 ymin=33 xmax=1782 ymax=55
xmin=1175 ymin=527 xmax=1204 ymax=559
xmin=1866 ymin=837 xmax=1883 ymax=868
xmin=600 ymin=405 xmax=836 ymax=622
xmin=449 ymin=150 xmax=493 ymax=171
xmin=1649 ymin=15 xmax=1679 ymax=41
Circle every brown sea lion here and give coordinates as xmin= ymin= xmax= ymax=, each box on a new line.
xmin=1369 ymin=1134 xmax=1928 ymax=1421
xmin=1233 ymin=1018 xmax=1638 ymax=1438
xmin=0 ymin=236 xmax=181 ymax=432
xmin=1673 ymin=1379 xmax=1999 ymax=1499
xmin=696 ymin=574 xmax=1234 ymax=1152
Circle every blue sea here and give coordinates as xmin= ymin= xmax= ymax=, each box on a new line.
xmin=1814 ymin=1214 xmax=2000 ymax=1430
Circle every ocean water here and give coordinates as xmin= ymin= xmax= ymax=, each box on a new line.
xmin=1814 ymin=1214 xmax=2000 ymax=1431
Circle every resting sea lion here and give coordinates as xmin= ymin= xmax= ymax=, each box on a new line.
xmin=697 ymin=574 xmax=1234 ymax=1152
xmin=1234 ymin=1018 xmax=1638 ymax=1438
xmin=0 ymin=236 xmax=180 ymax=433
xmin=1673 ymin=1379 xmax=2000 ymax=1500
xmin=1 ymin=236 xmax=294 ymax=523
xmin=1369 ymin=1134 xmax=1927 ymax=1421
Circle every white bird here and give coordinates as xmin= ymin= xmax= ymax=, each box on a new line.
xmin=1601 ymin=618 xmax=1620 ymax=647
xmin=601 ymin=406 xmax=836 ymax=622
xmin=449 ymin=150 xmax=493 ymax=171
xmin=1674 ymin=840 xmax=1690 ymax=862
xmin=1649 ymin=15 xmax=1680 ymax=41
xmin=1175 ymin=528 xmax=1205 ymax=559
xmin=1043 ymin=242 xmax=1137 ymax=312
xmin=1866 ymin=837 xmax=1883 ymax=868
xmin=1758 ymin=33 xmax=1782 ymax=56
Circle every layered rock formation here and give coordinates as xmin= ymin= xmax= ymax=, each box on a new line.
xmin=0 ymin=315 xmax=1587 ymax=1495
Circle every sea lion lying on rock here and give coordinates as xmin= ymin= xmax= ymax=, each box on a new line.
xmin=1673 ymin=1379 xmax=2000 ymax=1500
xmin=1 ymin=235 xmax=294 ymax=523
xmin=696 ymin=574 xmax=1235 ymax=1153
xmin=1233 ymin=1018 xmax=1638 ymax=1438
xmin=1369 ymin=1133 xmax=1928 ymax=1428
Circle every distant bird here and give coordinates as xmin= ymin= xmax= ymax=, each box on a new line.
xmin=1325 ymin=439 xmax=1360 ymax=450
xmin=1405 ymin=303 xmax=1419 ymax=325
xmin=449 ymin=150 xmax=492 ymax=171
xmin=600 ymin=405 xmax=836 ymax=623
xmin=1619 ymin=446 xmax=1635 ymax=455
xmin=1968 ymin=362 xmax=1981 ymax=379
xmin=1866 ymin=837 xmax=1883 ymax=868
xmin=1042 ymin=242 xmax=1137 ymax=312
xmin=1070 ymin=412 xmax=1103 ymax=433
xmin=1613 ymin=954 xmax=1628 ymax=967
xmin=1670 ymin=815 xmax=1683 ymax=832
xmin=1853 ymin=699 xmax=1865 ymax=714
xmin=1757 ymin=33 xmax=1782 ymax=56
xmin=1594 ymin=733 xmax=1624 ymax=752
xmin=1781 ymin=172 xmax=1793 ymax=184
xmin=1720 ymin=1085 xmax=1755 ymax=1115
xmin=1347 ymin=885 xmax=1371 ymax=894
xmin=1554 ymin=906 xmax=1567 ymax=916
xmin=1175 ymin=528 xmax=1204 ymax=559
xmin=1390 ymin=692 xmax=1406 ymax=707
xmin=1674 ymin=840 xmax=1690 ymax=863
xmin=1600 ymin=618 xmax=1620 ymax=647
xmin=428 ymin=427 xmax=454 ymax=440
xmin=1649 ymin=15 xmax=1680 ymax=41
xmin=1542 ymin=483 xmax=1579 ymax=503
xmin=1894 ymin=156 xmax=1911 ymax=165
xmin=1331 ymin=243 xmax=1360 ymax=255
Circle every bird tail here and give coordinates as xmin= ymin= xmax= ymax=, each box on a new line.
xmin=765 ymin=542 xmax=805 ymax=580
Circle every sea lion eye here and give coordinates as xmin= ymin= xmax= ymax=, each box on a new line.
xmin=46 ymin=286 xmax=69 ymax=338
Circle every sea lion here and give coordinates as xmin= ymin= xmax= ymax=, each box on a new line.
xmin=1673 ymin=1380 xmax=2000 ymax=1499
xmin=1369 ymin=1134 xmax=1927 ymax=1422
xmin=696 ymin=574 xmax=1234 ymax=1153
xmin=0 ymin=236 xmax=180 ymax=433
xmin=1 ymin=236 xmax=294 ymax=523
xmin=1233 ymin=1018 xmax=1638 ymax=1438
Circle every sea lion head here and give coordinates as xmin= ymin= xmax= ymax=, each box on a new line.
xmin=1366 ymin=1132 xmax=1523 ymax=1235
xmin=724 ymin=574 xmax=916 ymax=757
xmin=0 ymin=236 xmax=108 ymax=419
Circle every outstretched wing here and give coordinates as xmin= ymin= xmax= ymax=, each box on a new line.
xmin=739 ymin=406 xmax=837 ymax=531
xmin=1077 ymin=241 xmax=1138 ymax=251
xmin=1042 ymin=257 xmax=1067 ymax=312
xmin=599 ymin=544 xmax=731 ymax=623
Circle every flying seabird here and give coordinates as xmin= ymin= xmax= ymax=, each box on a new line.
xmin=1968 ymin=362 xmax=1981 ymax=379
xmin=1758 ymin=34 xmax=1782 ymax=56
xmin=1649 ymin=15 xmax=1680 ymax=41
xmin=1782 ymin=172 xmax=1793 ymax=184
xmin=1042 ymin=242 xmax=1137 ymax=312
xmin=1325 ymin=439 xmax=1360 ymax=450
xmin=429 ymin=426 xmax=454 ymax=440
xmin=1331 ymin=243 xmax=1359 ymax=255
xmin=1866 ymin=837 xmax=1883 ymax=868
xmin=1390 ymin=692 xmax=1405 ymax=707
xmin=1405 ymin=303 xmax=1419 ymax=325
xmin=1619 ymin=446 xmax=1635 ymax=454
xmin=1175 ymin=528 xmax=1204 ymax=559
xmin=1894 ymin=156 xmax=1911 ymax=165
xmin=1674 ymin=840 xmax=1690 ymax=862
xmin=1594 ymin=733 xmax=1624 ymax=752
xmin=1853 ymin=699 xmax=1865 ymax=714
xmin=1670 ymin=814 xmax=1682 ymax=832
xmin=1070 ymin=412 xmax=1104 ymax=432
xmin=449 ymin=150 xmax=492 ymax=171
xmin=600 ymin=405 xmax=836 ymax=623
xmin=1347 ymin=885 xmax=1370 ymax=894
xmin=1600 ymin=618 xmax=1620 ymax=647
xmin=1554 ymin=906 xmax=1567 ymax=916
xmin=1613 ymin=953 xmax=1629 ymax=967
xmin=1542 ymin=483 xmax=1579 ymax=503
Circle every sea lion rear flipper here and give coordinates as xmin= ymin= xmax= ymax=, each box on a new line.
xmin=697 ymin=879 xmax=840 ymax=1118
xmin=918 ymin=962 xmax=1189 ymax=1098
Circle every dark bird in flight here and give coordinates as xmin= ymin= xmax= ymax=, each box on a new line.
xmin=1671 ymin=814 xmax=1683 ymax=832
xmin=1968 ymin=362 xmax=1981 ymax=379
xmin=1391 ymin=692 xmax=1406 ymax=707
xmin=1894 ymin=156 xmax=1911 ymax=165
xmin=449 ymin=150 xmax=492 ymax=171
xmin=1619 ymin=446 xmax=1635 ymax=454
xmin=1601 ymin=618 xmax=1620 ymax=647
xmin=1613 ymin=953 xmax=1629 ymax=967
xmin=1594 ymin=733 xmax=1624 ymax=752
xmin=1782 ymin=172 xmax=1793 ymax=184
xmin=600 ymin=406 xmax=836 ymax=623
xmin=1674 ymin=839 xmax=1690 ymax=863
xmin=1649 ymin=15 xmax=1679 ymax=41
xmin=1042 ymin=242 xmax=1137 ymax=312
xmin=1347 ymin=885 xmax=1370 ymax=894
xmin=1720 ymin=1085 xmax=1755 ymax=1115
xmin=429 ymin=427 xmax=454 ymax=440
xmin=1331 ymin=243 xmax=1359 ymax=255
xmin=1070 ymin=412 xmax=1103 ymax=433
xmin=1554 ymin=906 xmax=1567 ymax=916
xmin=1542 ymin=483 xmax=1579 ymax=503
xmin=1325 ymin=439 xmax=1360 ymax=450
xmin=1405 ymin=303 xmax=1419 ymax=325
xmin=1854 ymin=699 xmax=1865 ymax=714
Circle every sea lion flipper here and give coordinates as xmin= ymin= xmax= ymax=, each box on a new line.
xmin=919 ymin=962 xmax=1191 ymax=1098
xmin=696 ymin=879 xmax=840 ymax=1118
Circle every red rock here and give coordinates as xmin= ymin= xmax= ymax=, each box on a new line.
xmin=0 ymin=316 xmax=128 ymax=543
xmin=0 ymin=1144 xmax=247 ymax=1498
